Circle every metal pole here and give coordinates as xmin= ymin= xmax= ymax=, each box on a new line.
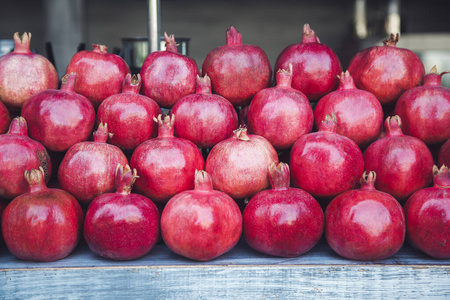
xmin=147 ymin=0 xmax=161 ymax=53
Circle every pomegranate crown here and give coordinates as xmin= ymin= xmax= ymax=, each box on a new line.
xmin=164 ymin=32 xmax=179 ymax=52
xmin=233 ymin=126 xmax=250 ymax=141
xmin=115 ymin=164 xmax=139 ymax=194
xmin=383 ymin=33 xmax=399 ymax=47
xmin=13 ymin=32 xmax=32 ymax=53
xmin=433 ymin=165 xmax=450 ymax=188
xmin=302 ymin=24 xmax=320 ymax=43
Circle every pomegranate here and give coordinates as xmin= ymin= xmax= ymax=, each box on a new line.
xmin=66 ymin=44 xmax=130 ymax=108
xmin=325 ymin=171 xmax=405 ymax=261
xmin=314 ymin=70 xmax=383 ymax=148
xmin=21 ymin=73 xmax=96 ymax=152
xmin=394 ymin=66 xmax=450 ymax=145
xmin=171 ymin=74 xmax=238 ymax=149
xmin=364 ymin=116 xmax=434 ymax=202
xmin=84 ymin=164 xmax=160 ymax=260
xmin=274 ymin=24 xmax=342 ymax=101
xmin=97 ymin=74 xmax=162 ymax=152
xmin=243 ymin=162 xmax=324 ymax=257
xmin=348 ymin=33 xmax=425 ymax=106
xmin=202 ymin=26 xmax=272 ymax=106
xmin=58 ymin=122 xmax=128 ymax=204
xmin=439 ymin=139 xmax=450 ymax=168
xmin=161 ymin=170 xmax=242 ymax=261
xmin=404 ymin=165 xmax=450 ymax=258
xmin=0 ymin=101 xmax=11 ymax=134
xmin=0 ymin=117 xmax=51 ymax=200
xmin=140 ymin=33 xmax=199 ymax=108
xmin=130 ymin=114 xmax=205 ymax=203
xmin=1 ymin=167 xmax=83 ymax=261
xmin=0 ymin=32 xmax=58 ymax=111
xmin=205 ymin=127 xmax=279 ymax=200
xmin=247 ymin=64 xmax=313 ymax=150
xmin=290 ymin=114 xmax=364 ymax=200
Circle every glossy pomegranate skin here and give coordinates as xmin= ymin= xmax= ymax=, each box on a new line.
xmin=314 ymin=71 xmax=383 ymax=148
xmin=2 ymin=168 xmax=83 ymax=262
xmin=247 ymin=65 xmax=313 ymax=150
xmin=171 ymin=74 xmax=238 ymax=149
xmin=290 ymin=115 xmax=364 ymax=199
xmin=325 ymin=171 xmax=406 ymax=261
xmin=274 ymin=24 xmax=342 ymax=101
xmin=404 ymin=165 xmax=450 ymax=258
xmin=348 ymin=34 xmax=425 ymax=106
xmin=438 ymin=138 xmax=450 ymax=168
xmin=66 ymin=44 xmax=130 ymax=108
xmin=202 ymin=26 xmax=272 ymax=107
xmin=0 ymin=117 xmax=52 ymax=200
xmin=243 ymin=163 xmax=324 ymax=257
xmin=0 ymin=101 xmax=11 ymax=134
xmin=21 ymin=73 xmax=96 ymax=152
xmin=404 ymin=166 xmax=450 ymax=259
xmin=84 ymin=165 xmax=160 ymax=260
xmin=57 ymin=123 xmax=128 ymax=204
xmin=161 ymin=170 xmax=242 ymax=261
xmin=0 ymin=32 xmax=58 ymax=110
xmin=205 ymin=127 xmax=279 ymax=200
xmin=97 ymin=74 xmax=162 ymax=152
xmin=394 ymin=66 xmax=450 ymax=145
xmin=364 ymin=116 xmax=434 ymax=202
xmin=130 ymin=115 xmax=205 ymax=203
xmin=140 ymin=33 xmax=199 ymax=109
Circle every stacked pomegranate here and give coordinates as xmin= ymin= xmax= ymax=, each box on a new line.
xmin=0 ymin=27 xmax=449 ymax=263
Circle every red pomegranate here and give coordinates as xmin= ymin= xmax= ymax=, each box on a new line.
xmin=171 ymin=74 xmax=238 ymax=149
xmin=0 ymin=101 xmax=11 ymax=134
xmin=394 ymin=66 xmax=450 ymax=145
xmin=161 ymin=170 xmax=242 ymax=261
xmin=84 ymin=164 xmax=160 ymax=260
xmin=439 ymin=138 xmax=450 ymax=168
xmin=404 ymin=165 xmax=450 ymax=258
xmin=290 ymin=114 xmax=364 ymax=200
xmin=205 ymin=127 xmax=279 ymax=200
xmin=314 ymin=70 xmax=383 ymax=148
xmin=66 ymin=44 xmax=130 ymax=108
xmin=325 ymin=171 xmax=405 ymax=261
xmin=274 ymin=24 xmax=342 ymax=101
xmin=243 ymin=162 xmax=324 ymax=257
xmin=1 ymin=167 xmax=83 ymax=261
xmin=140 ymin=33 xmax=199 ymax=108
xmin=247 ymin=64 xmax=313 ymax=150
xmin=202 ymin=26 xmax=272 ymax=107
xmin=97 ymin=74 xmax=162 ymax=152
xmin=348 ymin=33 xmax=425 ymax=106
xmin=57 ymin=122 xmax=128 ymax=204
xmin=21 ymin=73 xmax=96 ymax=152
xmin=0 ymin=117 xmax=51 ymax=200
xmin=0 ymin=32 xmax=58 ymax=111
xmin=130 ymin=114 xmax=205 ymax=203
xmin=364 ymin=115 xmax=434 ymax=202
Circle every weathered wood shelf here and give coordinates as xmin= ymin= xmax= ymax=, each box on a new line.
xmin=1 ymin=239 xmax=449 ymax=299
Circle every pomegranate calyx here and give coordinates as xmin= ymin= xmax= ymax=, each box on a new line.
xmin=7 ymin=116 xmax=28 ymax=136
xmin=226 ymin=25 xmax=243 ymax=46
xmin=360 ymin=171 xmax=376 ymax=191
xmin=433 ymin=165 xmax=450 ymax=188
xmin=61 ymin=73 xmax=77 ymax=92
xmin=194 ymin=170 xmax=214 ymax=192
xmin=93 ymin=122 xmax=113 ymax=143
xmin=154 ymin=114 xmax=175 ymax=137
xmin=337 ymin=70 xmax=356 ymax=90
xmin=276 ymin=63 xmax=293 ymax=88
xmin=92 ymin=44 xmax=108 ymax=53
xmin=195 ymin=74 xmax=212 ymax=94
xmin=302 ymin=24 xmax=320 ymax=44
xmin=13 ymin=32 xmax=32 ymax=54
xmin=384 ymin=115 xmax=403 ymax=137
xmin=319 ymin=114 xmax=338 ymax=133
xmin=122 ymin=73 xmax=142 ymax=93
xmin=383 ymin=33 xmax=399 ymax=47
xmin=268 ymin=162 xmax=290 ymax=190
xmin=115 ymin=164 xmax=139 ymax=195
xmin=164 ymin=32 xmax=179 ymax=53
xmin=25 ymin=167 xmax=47 ymax=193
xmin=233 ymin=126 xmax=251 ymax=141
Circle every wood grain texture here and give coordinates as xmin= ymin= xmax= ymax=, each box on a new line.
xmin=1 ymin=240 xmax=449 ymax=299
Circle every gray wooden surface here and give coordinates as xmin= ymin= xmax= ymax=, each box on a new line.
xmin=1 ymin=239 xmax=449 ymax=299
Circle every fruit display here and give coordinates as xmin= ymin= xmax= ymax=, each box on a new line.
xmin=0 ymin=25 xmax=449 ymax=267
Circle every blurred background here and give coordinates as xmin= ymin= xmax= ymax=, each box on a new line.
xmin=1 ymin=0 xmax=449 ymax=85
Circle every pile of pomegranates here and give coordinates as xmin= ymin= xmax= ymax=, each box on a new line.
xmin=0 ymin=27 xmax=449 ymax=264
